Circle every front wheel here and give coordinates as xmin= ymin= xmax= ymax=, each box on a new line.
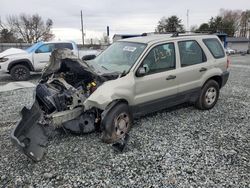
xmin=101 ymin=103 xmax=132 ymax=143
xmin=10 ymin=64 xmax=30 ymax=81
xmin=195 ymin=80 xmax=220 ymax=110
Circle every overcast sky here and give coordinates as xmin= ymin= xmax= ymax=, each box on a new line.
xmin=1 ymin=0 xmax=250 ymax=43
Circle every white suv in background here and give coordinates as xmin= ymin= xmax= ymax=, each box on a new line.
xmin=0 ymin=41 xmax=78 ymax=80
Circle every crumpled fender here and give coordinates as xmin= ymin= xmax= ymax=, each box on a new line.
xmin=83 ymin=72 xmax=135 ymax=110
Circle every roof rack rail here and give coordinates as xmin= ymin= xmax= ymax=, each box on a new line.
xmin=139 ymin=32 xmax=212 ymax=38
xmin=171 ymin=32 xmax=211 ymax=37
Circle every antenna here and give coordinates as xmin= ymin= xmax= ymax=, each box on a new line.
xmin=187 ymin=9 xmax=189 ymax=33
xmin=171 ymin=32 xmax=179 ymax=37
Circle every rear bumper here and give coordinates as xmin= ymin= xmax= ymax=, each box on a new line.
xmin=221 ymin=71 xmax=230 ymax=88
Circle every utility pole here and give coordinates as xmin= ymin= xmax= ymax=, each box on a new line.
xmin=107 ymin=26 xmax=110 ymax=37
xmin=80 ymin=10 xmax=84 ymax=47
xmin=106 ymin=26 xmax=110 ymax=44
xmin=187 ymin=9 xmax=189 ymax=33
xmin=248 ymin=18 xmax=250 ymax=54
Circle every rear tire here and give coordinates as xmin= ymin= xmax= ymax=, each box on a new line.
xmin=10 ymin=64 xmax=30 ymax=81
xmin=101 ymin=103 xmax=132 ymax=143
xmin=195 ymin=80 xmax=220 ymax=110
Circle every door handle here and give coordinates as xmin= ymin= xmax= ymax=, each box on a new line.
xmin=199 ymin=67 xmax=207 ymax=72
xmin=166 ymin=75 xmax=176 ymax=80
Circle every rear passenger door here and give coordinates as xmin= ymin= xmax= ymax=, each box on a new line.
xmin=175 ymin=40 xmax=210 ymax=93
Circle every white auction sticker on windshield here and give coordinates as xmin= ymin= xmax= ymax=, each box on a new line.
xmin=123 ymin=46 xmax=137 ymax=52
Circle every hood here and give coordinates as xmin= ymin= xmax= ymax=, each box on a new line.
xmin=0 ymin=48 xmax=27 ymax=58
xmin=42 ymin=49 xmax=119 ymax=82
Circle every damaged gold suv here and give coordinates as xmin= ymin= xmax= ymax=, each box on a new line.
xmin=11 ymin=34 xmax=230 ymax=161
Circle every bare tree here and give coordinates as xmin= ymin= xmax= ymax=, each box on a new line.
xmin=100 ymin=33 xmax=110 ymax=45
xmin=0 ymin=28 xmax=18 ymax=43
xmin=7 ymin=14 xmax=54 ymax=43
xmin=0 ymin=17 xmax=6 ymax=30
xmin=239 ymin=10 xmax=250 ymax=37
xmin=0 ymin=17 xmax=18 ymax=42
xmin=219 ymin=9 xmax=242 ymax=36
xmin=0 ymin=18 xmax=3 ymax=29
xmin=197 ymin=9 xmax=242 ymax=36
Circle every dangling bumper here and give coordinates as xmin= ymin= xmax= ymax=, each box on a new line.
xmin=10 ymin=101 xmax=49 ymax=162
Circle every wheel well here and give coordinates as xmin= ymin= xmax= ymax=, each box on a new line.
xmin=8 ymin=61 xmax=32 ymax=71
xmin=102 ymin=99 xmax=129 ymax=117
xmin=206 ymin=76 xmax=222 ymax=88
xmin=114 ymin=99 xmax=129 ymax=105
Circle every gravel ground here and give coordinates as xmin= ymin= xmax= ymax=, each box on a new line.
xmin=0 ymin=55 xmax=249 ymax=187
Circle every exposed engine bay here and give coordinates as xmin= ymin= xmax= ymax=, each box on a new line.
xmin=11 ymin=49 xmax=129 ymax=162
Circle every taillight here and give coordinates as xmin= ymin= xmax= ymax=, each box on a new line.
xmin=226 ymin=57 xmax=230 ymax=69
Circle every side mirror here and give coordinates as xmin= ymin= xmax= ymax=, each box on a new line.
xmin=136 ymin=67 xmax=146 ymax=77
xmin=82 ymin=54 xmax=96 ymax=61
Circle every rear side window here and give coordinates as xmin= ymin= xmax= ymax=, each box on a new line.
xmin=55 ymin=43 xmax=73 ymax=50
xmin=203 ymin=38 xmax=225 ymax=59
xmin=178 ymin=40 xmax=207 ymax=67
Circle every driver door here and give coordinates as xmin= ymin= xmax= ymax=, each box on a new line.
xmin=133 ymin=42 xmax=179 ymax=114
xmin=33 ymin=43 xmax=55 ymax=71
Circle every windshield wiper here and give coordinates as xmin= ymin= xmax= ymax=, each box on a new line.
xmin=101 ymin=65 xmax=108 ymax=70
xmin=119 ymin=70 xmax=127 ymax=78
xmin=81 ymin=60 xmax=90 ymax=68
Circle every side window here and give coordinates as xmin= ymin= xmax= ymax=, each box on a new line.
xmin=203 ymin=38 xmax=225 ymax=58
xmin=178 ymin=40 xmax=206 ymax=67
xmin=36 ymin=44 xmax=54 ymax=53
xmin=142 ymin=43 xmax=175 ymax=74
xmin=55 ymin=43 xmax=73 ymax=50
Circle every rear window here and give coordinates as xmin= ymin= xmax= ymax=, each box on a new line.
xmin=203 ymin=38 xmax=225 ymax=59
xmin=55 ymin=43 xmax=73 ymax=50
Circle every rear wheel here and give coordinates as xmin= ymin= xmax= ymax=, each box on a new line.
xmin=10 ymin=64 xmax=30 ymax=81
xmin=101 ymin=103 xmax=132 ymax=143
xmin=195 ymin=80 xmax=220 ymax=110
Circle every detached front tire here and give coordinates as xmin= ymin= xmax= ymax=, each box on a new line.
xmin=10 ymin=64 xmax=30 ymax=81
xmin=195 ymin=80 xmax=220 ymax=110
xmin=101 ymin=103 xmax=132 ymax=143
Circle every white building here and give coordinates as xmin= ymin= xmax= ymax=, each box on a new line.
xmin=227 ymin=37 xmax=250 ymax=53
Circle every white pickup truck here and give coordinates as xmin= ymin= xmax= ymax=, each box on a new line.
xmin=0 ymin=41 xmax=98 ymax=80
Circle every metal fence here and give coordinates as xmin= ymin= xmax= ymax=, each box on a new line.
xmin=0 ymin=43 xmax=31 ymax=52
xmin=0 ymin=43 xmax=109 ymax=52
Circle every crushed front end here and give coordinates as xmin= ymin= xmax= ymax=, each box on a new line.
xmin=10 ymin=49 xmax=121 ymax=161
